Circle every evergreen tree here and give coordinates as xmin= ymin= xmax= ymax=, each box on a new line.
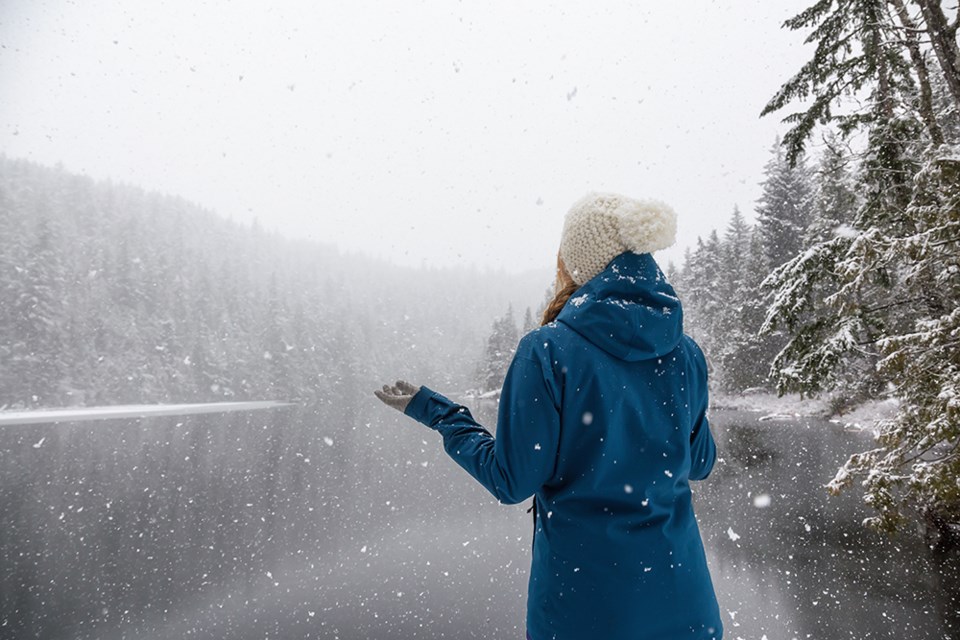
xmin=680 ymin=237 xmax=707 ymax=347
xmin=262 ymin=273 xmax=292 ymax=398
xmin=476 ymin=305 xmax=519 ymax=394
xmin=755 ymin=140 xmax=813 ymax=270
xmin=0 ymin=166 xmax=22 ymax=407
xmin=6 ymin=216 xmax=65 ymax=406
xmin=664 ymin=260 xmax=679 ymax=286
xmin=700 ymin=231 xmax=725 ymax=352
xmin=826 ymin=153 xmax=960 ymax=532
xmin=761 ymin=0 xmax=960 ymax=532
xmin=806 ymin=137 xmax=859 ymax=245
xmin=930 ymin=70 xmax=960 ymax=144
xmin=737 ymin=227 xmax=781 ymax=389
xmin=712 ymin=207 xmax=772 ymax=392
xmin=522 ymin=306 xmax=537 ymax=335
xmin=913 ymin=0 xmax=960 ymax=111
xmin=682 ymin=233 xmax=725 ymax=363
xmin=760 ymin=0 xmax=920 ymax=165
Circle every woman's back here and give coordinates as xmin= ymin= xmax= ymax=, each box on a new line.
xmin=381 ymin=194 xmax=723 ymax=640
xmin=515 ymin=251 xmax=721 ymax=639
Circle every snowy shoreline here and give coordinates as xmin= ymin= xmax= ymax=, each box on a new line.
xmin=463 ymin=389 xmax=898 ymax=433
xmin=711 ymin=391 xmax=898 ymax=433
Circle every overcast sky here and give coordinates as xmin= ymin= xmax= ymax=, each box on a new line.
xmin=1 ymin=0 xmax=812 ymax=274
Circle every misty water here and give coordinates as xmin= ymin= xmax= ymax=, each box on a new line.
xmin=2 ymin=404 xmax=957 ymax=640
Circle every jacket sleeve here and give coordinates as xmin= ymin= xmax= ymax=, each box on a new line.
xmin=687 ymin=338 xmax=717 ymax=481
xmin=403 ymin=353 xmax=560 ymax=505
xmin=689 ymin=388 xmax=717 ymax=481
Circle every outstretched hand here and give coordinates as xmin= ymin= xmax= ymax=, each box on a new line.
xmin=374 ymin=380 xmax=421 ymax=413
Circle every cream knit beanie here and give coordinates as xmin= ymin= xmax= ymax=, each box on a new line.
xmin=559 ymin=192 xmax=677 ymax=285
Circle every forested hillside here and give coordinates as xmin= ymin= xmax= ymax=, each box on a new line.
xmin=0 ymin=156 xmax=550 ymax=411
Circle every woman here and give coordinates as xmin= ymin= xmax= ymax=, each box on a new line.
xmin=375 ymin=192 xmax=722 ymax=640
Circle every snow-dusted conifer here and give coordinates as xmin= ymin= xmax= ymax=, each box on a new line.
xmin=760 ymin=0 xmax=917 ymax=166
xmin=762 ymin=0 xmax=960 ymax=532
xmin=713 ymin=208 xmax=774 ymax=391
xmin=477 ymin=305 xmax=519 ymax=394
xmin=681 ymin=236 xmax=720 ymax=355
xmin=522 ymin=306 xmax=537 ymax=335
xmin=828 ymin=152 xmax=960 ymax=532
xmin=7 ymin=216 xmax=65 ymax=407
xmin=755 ymin=140 xmax=813 ymax=270
xmin=807 ymin=137 xmax=859 ymax=245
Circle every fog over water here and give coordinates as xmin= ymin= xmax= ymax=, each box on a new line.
xmin=2 ymin=406 xmax=956 ymax=639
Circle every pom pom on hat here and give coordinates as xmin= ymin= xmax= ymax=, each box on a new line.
xmin=559 ymin=192 xmax=677 ymax=285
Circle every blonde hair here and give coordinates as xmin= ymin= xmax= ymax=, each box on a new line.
xmin=540 ymin=253 xmax=580 ymax=326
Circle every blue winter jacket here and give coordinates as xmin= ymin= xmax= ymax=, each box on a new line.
xmin=404 ymin=251 xmax=722 ymax=640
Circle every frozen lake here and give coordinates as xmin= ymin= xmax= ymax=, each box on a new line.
xmin=1 ymin=404 xmax=957 ymax=639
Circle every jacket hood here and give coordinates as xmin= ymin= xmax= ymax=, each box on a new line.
xmin=555 ymin=251 xmax=683 ymax=362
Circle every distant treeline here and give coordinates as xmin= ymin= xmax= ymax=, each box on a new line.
xmin=0 ymin=156 xmax=548 ymax=411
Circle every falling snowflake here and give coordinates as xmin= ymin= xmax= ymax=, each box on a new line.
xmin=753 ymin=494 xmax=772 ymax=508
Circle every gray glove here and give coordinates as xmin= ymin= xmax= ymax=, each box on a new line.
xmin=374 ymin=380 xmax=422 ymax=413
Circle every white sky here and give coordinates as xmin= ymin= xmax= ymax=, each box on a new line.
xmin=0 ymin=0 xmax=812 ymax=273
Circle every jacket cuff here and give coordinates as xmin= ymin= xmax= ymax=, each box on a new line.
xmin=403 ymin=385 xmax=438 ymax=425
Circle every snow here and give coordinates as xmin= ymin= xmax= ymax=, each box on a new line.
xmin=757 ymin=413 xmax=798 ymax=422
xmin=826 ymin=398 xmax=899 ymax=433
xmin=0 ymin=401 xmax=293 ymax=426
xmin=752 ymin=494 xmax=772 ymax=508
xmin=712 ymin=391 xmax=897 ymax=430
xmin=711 ymin=391 xmax=829 ymax=416
xmin=832 ymin=224 xmax=858 ymax=239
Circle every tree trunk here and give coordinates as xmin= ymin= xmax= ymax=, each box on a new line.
xmin=875 ymin=23 xmax=897 ymax=120
xmin=914 ymin=0 xmax=960 ymax=109
xmin=890 ymin=0 xmax=945 ymax=145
